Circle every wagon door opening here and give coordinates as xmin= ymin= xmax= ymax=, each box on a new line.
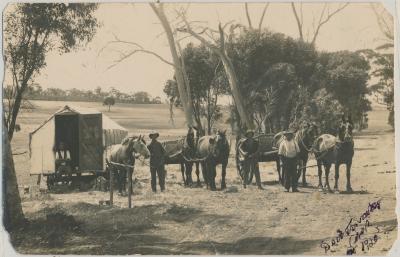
xmin=55 ymin=114 xmax=80 ymax=170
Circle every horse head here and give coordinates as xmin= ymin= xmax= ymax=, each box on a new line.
xmin=338 ymin=119 xmax=353 ymax=143
xmin=209 ymin=129 xmax=228 ymax=158
xmin=122 ymin=135 xmax=150 ymax=159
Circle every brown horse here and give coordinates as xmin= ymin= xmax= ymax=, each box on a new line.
xmin=314 ymin=119 xmax=354 ymax=192
xmin=163 ymin=126 xmax=198 ymax=186
xmin=108 ymin=135 xmax=150 ymax=194
xmin=196 ymin=130 xmax=230 ymax=191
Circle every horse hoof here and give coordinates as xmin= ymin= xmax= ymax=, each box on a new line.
xmin=334 ymin=189 xmax=340 ymax=194
xmin=346 ymin=187 xmax=353 ymax=193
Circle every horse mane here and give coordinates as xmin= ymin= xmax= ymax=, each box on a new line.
xmin=121 ymin=136 xmax=143 ymax=145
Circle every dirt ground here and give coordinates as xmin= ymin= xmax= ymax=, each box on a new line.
xmin=6 ymin=100 xmax=399 ymax=255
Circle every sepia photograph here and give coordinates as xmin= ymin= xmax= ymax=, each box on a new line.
xmin=1 ymin=1 xmax=398 ymax=255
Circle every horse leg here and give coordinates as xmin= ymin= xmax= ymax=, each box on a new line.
xmin=302 ymin=157 xmax=308 ymax=186
xmin=210 ymin=162 xmax=217 ymax=191
xmin=195 ymin=162 xmax=201 ymax=187
xmin=185 ymin=162 xmax=193 ymax=186
xmin=324 ymin=163 xmax=332 ymax=192
xmin=122 ymin=169 xmax=128 ymax=195
xmin=221 ymin=161 xmax=227 ymax=190
xmin=180 ymin=163 xmax=186 ymax=186
xmin=346 ymin=161 xmax=353 ymax=192
xmin=334 ymin=163 xmax=340 ymax=192
xmin=317 ymin=161 xmax=323 ymax=191
xmin=201 ymin=161 xmax=208 ymax=189
xmin=117 ymin=169 xmax=123 ymax=195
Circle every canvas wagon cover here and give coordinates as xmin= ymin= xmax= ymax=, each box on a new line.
xmin=29 ymin=105 xmax=128 ymax=175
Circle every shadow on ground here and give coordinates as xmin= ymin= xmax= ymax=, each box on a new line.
xmin=9 ymin=201 xmax=324 ymax=255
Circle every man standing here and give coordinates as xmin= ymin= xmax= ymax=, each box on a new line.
xmin=278 ymin=129 xmax=300 ymax=192
xmin=147 ymin=131 xmax=166 ymax=192
xmin=238 ymin=130 xmax=263 ymax=189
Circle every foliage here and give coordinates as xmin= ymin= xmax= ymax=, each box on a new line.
xmin=103 ymin=96 xmax=115 ymax=111
xmin=22 ymin=85 xmax=162 ymax=104
xmin=164 ymin=43 xmax=228 ymax=134
xmin=311 ymin=89 xmax=345 ymax=134
xmin=3 ymin=3 xmax=99 ymax=140
xmin=165 ymin=27 xmax=371 ymax=134
xmin=133 ymin=91 xmax=151 ymax=104
xmin=164 ymin=79 xmax=181 ymax=107
xmin=316 ymin=51 xmax=371 ymax=127
xmin=362 ymin=49 xmax=394 ymax=127
xmin=222 ymin=29 xmax=370 ymax=132
xmin=225 ymin=29 xmax=319 ymax=132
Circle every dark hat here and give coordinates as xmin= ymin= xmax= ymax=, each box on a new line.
xmin=149 ymin=130 xmax=159 ymax=139
xmin=244 ymin=129 xmax=255 ymax=137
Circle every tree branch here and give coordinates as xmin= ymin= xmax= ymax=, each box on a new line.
xmin=244 ymin=3 xmax=253 ymax=29
xmin=258 ymin=3 xmax=270 ymax=31
xmin=99 ymin=32 xmax=175 ymax=70
xmin=311 ymin=3 xmax=349 ymax=45
xmin=291 ymin=2 xmax=304 ymax=41
xmin=106 ymin=48 xmax=174 ymax=70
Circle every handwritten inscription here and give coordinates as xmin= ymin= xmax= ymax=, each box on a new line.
xmin=320 ymin=200 xmax=381 ymax=255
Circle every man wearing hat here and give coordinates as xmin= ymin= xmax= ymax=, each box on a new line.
xmin=147 ymin=131 xmax=166 ymax=192
xmin=238 ymin=129 xmax=263 ymax=189
xmin=278 ymin=128 xmax=300 ymax=192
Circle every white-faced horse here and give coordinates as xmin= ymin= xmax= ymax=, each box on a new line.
xmin=108 ymin=135 xmax=150 ymax=195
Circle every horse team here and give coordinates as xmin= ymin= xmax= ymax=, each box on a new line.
xmin=108 ymin=115 xmax=355 ymax=195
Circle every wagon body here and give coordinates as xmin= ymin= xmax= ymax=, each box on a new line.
xmin=29 ymin=105 xmax=128 ymax=176
xmin=254 ymin=133 xmax=279 ymax=162
xmin=235 ymin=133 xmax=281 ymax=184
xmin=162 ymin=138 xmax=186 ymax=164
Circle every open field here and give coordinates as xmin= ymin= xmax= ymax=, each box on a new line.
xmin=8 ymin=100 xmax=398 ymax=255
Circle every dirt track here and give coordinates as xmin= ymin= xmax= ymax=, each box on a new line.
xmin=8 ymin=101 xmax=398 ymax=255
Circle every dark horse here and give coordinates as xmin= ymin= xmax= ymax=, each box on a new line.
xmin=108 ymin=135 xmax=150 ymax=195
xmin=314 ymin=118 xmax=354 ymax=192
xmin=196 ymin=130 xmax=230 ymax=190
xmin=163 ymin=126 xmax=200 ymax=186
xmin=294 ymin=122 xmax=319 ymax=186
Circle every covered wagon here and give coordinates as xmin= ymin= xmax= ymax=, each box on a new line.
xmin=29 ymin=105 xmax=128 ymax=188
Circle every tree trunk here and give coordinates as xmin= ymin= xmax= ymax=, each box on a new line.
xmin=150 ymin=3 xmax=194 ymax=126
xmin=7 ymin=85 xmax=25 ymax=141
xmin=220 ymin=55 xmax=254 ymax=129
xmin=3 ymin=122 xmax=25 ymax=231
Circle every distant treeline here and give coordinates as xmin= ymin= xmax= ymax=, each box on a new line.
xmin=17 ymin=85 xmax=163 ymax=104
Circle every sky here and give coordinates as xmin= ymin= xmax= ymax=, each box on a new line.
xmin=3 ymin=2 xmax=394 ymax=100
